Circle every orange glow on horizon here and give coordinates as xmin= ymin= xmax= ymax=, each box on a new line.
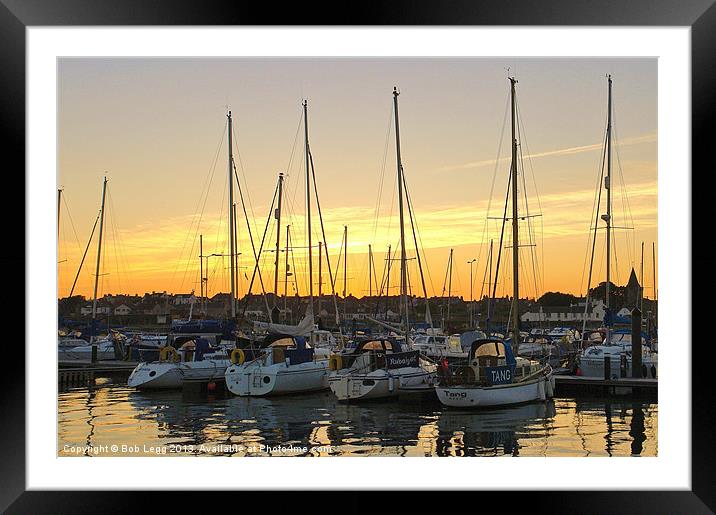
xmin=58 ymin=58 xmax=657 ymax=301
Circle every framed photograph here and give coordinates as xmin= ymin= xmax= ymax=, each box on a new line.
xmin=3 ymin=0 xmax=711 ymax=512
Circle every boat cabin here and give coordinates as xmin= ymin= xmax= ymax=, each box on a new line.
xmin=309 ymin=330 xmax=335 ymax=349
xmin=438 ymin=338 xmax=540 ymax=387
xmin=413 ymin=334 xmax=465 ymax=356
xmin=177 ymin=337 xmax=225 ymax=362
xmin=334 ymin=338 xmax=418 ymax=371
xmin=262 ymin=334 xmax=315 ymax=366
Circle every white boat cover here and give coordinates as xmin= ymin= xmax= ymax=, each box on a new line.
xmin=253 ymin=313 xmax=315 ymax=337
xmin=424 ymin=305 xmax=433 ymax=326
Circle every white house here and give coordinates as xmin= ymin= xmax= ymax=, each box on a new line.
xmin=343 ymin=312 xmax=370 ymax=321
xmin=114 ymin=304 xmax=132 ymax=316
xmin=521 ymin=299 xmax=607 ymax=323
xmin=372 ymin=310 xmax=400 ymax=322
xmin=173 ymin=294 xmax=196 ymax=305
xmin=80 ymin=304 xmax=111 ymax=316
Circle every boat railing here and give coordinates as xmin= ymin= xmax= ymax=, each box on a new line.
xmin=343 ymin=351 xmax=399 ymax=375
xmin=345 ymin=361 xmax=376 ymax=376
xmin=437 ymin=362 xmax=480 ymax=386
xmin=244 ymin=352 xmax=268 ymax=368
xmin=437 ymin=357 xmax=551 ymax=387
xmin=514 ymin=363 xmax=552 ymax=384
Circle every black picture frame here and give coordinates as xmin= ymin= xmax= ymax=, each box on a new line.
xmin=3 ymin=1 xmax=711 ymax=512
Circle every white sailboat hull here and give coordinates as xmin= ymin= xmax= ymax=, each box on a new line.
xmin=181 ymin=358 xmax=231 ymax=383
xmin=225 ymin=361 xmax=329 ymax=397
xmin=58 ymin=340 xmax=117 ymax=361
xmin=127 ymin=362 xmax=184 ymax=389
xmin=58 ymin=337 xmax=90 ymax=348
xmin=128 ymin=355 xmax=232 ymax=389
xmin=328 ymin=367 xmax=436 ymax=402
xmin=579 ymin=355 xmax=658 ymax=379
xmin=436 ymin=373 xmax=555 ymax=408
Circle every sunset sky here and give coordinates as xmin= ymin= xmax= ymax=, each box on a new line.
xmin=57 ymin=57 xmax=657 ymax=302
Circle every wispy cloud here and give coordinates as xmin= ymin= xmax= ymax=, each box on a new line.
xmin=434 ymin=132 xmax=657 ymax=173
xmin=60 ymin=180 xmax=657 ymax=298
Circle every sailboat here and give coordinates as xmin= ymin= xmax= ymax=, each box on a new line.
xmin=576 ymin=76 xmax=658 ymax=380
xmin=435 ymin=77 xmax=554 ymax=408
xmin=129 ymin=112 xmax=242 ymax=389
xmin=412 ymin=249 xmax=473 ymax=361
xmin=58 ymin=177 xmax=125 ymax=362
xmin=225 ymin=100 xmax=334 ymax=397
xmin=328 ymin=87 xmax=437 ymax=402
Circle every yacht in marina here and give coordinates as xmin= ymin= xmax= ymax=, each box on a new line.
xmin=127 ymin=333 xmax=234 ymax=390
xmin=224 ymin=333 xmax=330 ymax=396
xmin=224 ymin=98 xmax=345 ymax=397
xmin=411 ymin=333 xmax=467 ymax=361
xmin=436 ymin=76 xmax=554 ymax=409
xmin=577 ymin=76 xmax=658 ymax=380
xmin=577 ymin=329 xmax=658 ymax=379
xmin=328 ymin=337 xmax=437 ymax=402
xmin=435 ymin=337 xmax=554 ymax=408
xmin=58 ymin=337 xmax=90 ymax=349
xmin=57 ymin=333 xmax=123 ymax=361
xmin=517 ymin=327 xmax=578 ymax=368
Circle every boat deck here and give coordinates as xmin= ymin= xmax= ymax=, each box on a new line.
xmin=554 ymin=375 xmax=657 ymax=397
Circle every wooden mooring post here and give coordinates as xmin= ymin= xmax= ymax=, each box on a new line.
xmin=58 ymin=369 xmax=96 ymax=389
xmin=632 ymin=307 xmax=643 ymax=378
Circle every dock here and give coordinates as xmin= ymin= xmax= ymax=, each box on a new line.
xmin=554 ymin=375 xmax=657 ymax=397
xmin=58 ymin=360 xmax=138 ymax=389
xmin=58 ymin=359 xmax=138 ymax=372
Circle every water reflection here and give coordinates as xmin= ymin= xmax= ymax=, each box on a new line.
xmin=58 ymin=381 xmax=657 ymax=457
xmin=435 ymin=402 xmax=557 ymax=457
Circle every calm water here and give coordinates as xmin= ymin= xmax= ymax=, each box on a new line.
xmin=58 ymin=378 xmax=657 ymax=457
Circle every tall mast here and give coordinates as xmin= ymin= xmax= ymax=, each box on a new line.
xmin=318 ymin=241 xmax=323 ymax=315
xmin=509 ymin=77 xmax=520 ymax=353
xmin=343 ymin=226 xmax=348 ymax=298
xmin=343 ymin=225 xmax=348 ymax=321
xmin=200 ymin=234 xmax=204 ymax=313
xmin=284 ymin=224 xmax=290 ymax=315
xmin=227 ymin=111 xmax=236 ymax=318
xmin=468 ymin=258 xmax=476 ymax=329
xmin=487 ymin=239 xmax=494 ymax=331
xmin=386 ymin=244 xmax=392 ymax=310
xmin=368 ymin=244 xmax=373 ymax=297
xmin=57 ymin=188 xmax=62 ymax=239
xmin=233 ymin=202 xmax=239 ymax=304
xmin=91 ymin=176 xmax=108 ymax=342
xmin=274 ymin=173 xmax=284 ymax=301
xmin=640 ymin=241 xmax=644 ymax=309
xmin=447 ymin=248 xmax=454 ymax=325
xmin=304 ymin=100 xmax=314 ymax=316
xmin=605 ymin=76 xmax=613 ymax=327
xmin=652 ymin=242 xmax=657 ymax=302
xmin=393 ymin=87 xmax=409 ymax=331
xmin=489 ymin=239 xmax=494 ymax=293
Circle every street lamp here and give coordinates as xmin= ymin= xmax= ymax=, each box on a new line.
xmin=467 ymin=258 xmax=477 ymax=328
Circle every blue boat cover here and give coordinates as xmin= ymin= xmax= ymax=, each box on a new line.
xmin=194 ymin=337 xmax=211 ymax=361
xmin=171 ymin=319 xmax=226 ymax=334
xmin=502 ymin=340 xmax=517 ymax=367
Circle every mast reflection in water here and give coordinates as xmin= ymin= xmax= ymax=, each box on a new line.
xmin=58 ymin=379 xmax=657 ymax=457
